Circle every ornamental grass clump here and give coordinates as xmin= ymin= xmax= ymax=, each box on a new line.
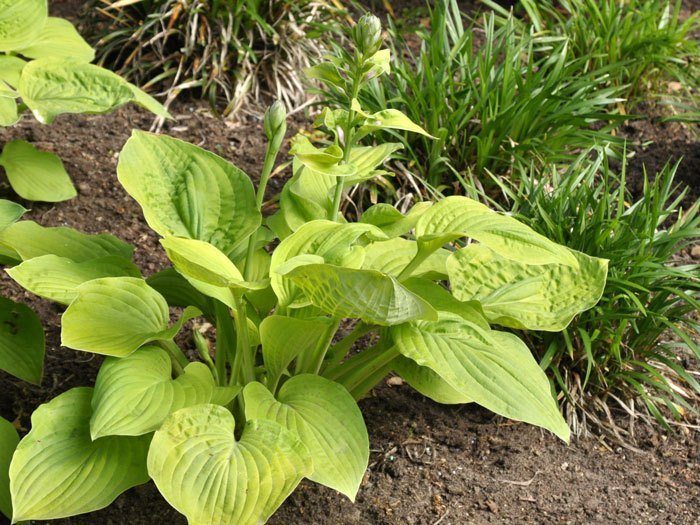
xmin=1 ymin=14 xmax=607 ymax=524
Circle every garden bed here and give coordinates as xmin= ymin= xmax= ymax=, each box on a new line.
xmin=0 ymin=100 xmax=698 ymax=524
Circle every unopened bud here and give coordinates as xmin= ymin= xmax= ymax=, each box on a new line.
xmin=352 ymin=14 xmax=382 ymax=56
xmin=264 ymin=100 xmax=287 ymax=143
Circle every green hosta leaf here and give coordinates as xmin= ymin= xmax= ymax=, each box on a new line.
xmin=448 ymin=244 xmax=608 ymax=331
xmin=0 ymin=200 xmax=25 ymax=231
xmin=391 ymin=313 xmax=569 ymax=441
xmin=244 ymin=375 xmax=369 ymax=500
xmin=15 ymin=17 xmax=94 ymax=61
xmin=0 ymin=220 xmax=133 ymax=262
xmin=346 ymin=143 xmax=402 ymax=184
xmin=0 ymin=297 xmax=44 ymax=384
xmin=118 ymin=131 xmax=260 ymax=254
xmin=0 ymin=0 xmax=48 ymax=52
xmin=271 ymin=220 xmax=383 ymax=307
xmin=260 ymin=315 xmax=336 ymax=383
xmin=360 ymin=202 xmax=432 ymax=238
xmin=393 ymin=356 xmax=471 ymax=405
xmin=62 ymin=277 xmax=175 ymax=357
xmin=91 ymin=346 xmax=235 ymax=439
xmin=161 ymin=236 xmax=266 ymax=290
xmin=0 ymin=56 xmax=27 ymax=89
xmin=290 ymin=135 xmax=355 ymax=178
xmin=147 ymin=268 xmax=214 ymax=315
xmin=148 ymin=405 xmax=312 ymax=525
xmin=9 ymin=387 xmax=150 ymax=522
xmin=0 ymin=97 xmax=18 ymax=126
xmin=352 ymin=100 xmax=433 ymax=138
xmin=0 ymin=417 xmax=18 ymax=519
xmin=362 ymin=237 xmax=448 ymax=279
xmin=284 ymin=263 xmax=437 ymax=325
xmin=415 ymin=196 xmax=578 ymax=267
xmin=0 ymin=140 xmax=76 ymax=202
xmin=7 ymin=254 xmax=140 ymax=305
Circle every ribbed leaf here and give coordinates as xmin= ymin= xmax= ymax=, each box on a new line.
xmin=0 ymin=220 xmax=132 ymax=262
xmin=148 ymin=405 xmax=312 ymax=525
xmin=0 ymin=56 xmax=26 ymax=89
xmin=9 ymin=387 xmax=150 ymax=522
xmin=0 ymin=297 xmax=44 ymax=384
xmin=285 ymin=263 xmax=437 ymax=325
xmin=448 ymin=244 xmax=608 ymax=331
xmin=393 ymin=356 xmax=471 ymax=404
xmin=416 ymin=196 xmax=578 ymax=267
xmin=7 ymin=254 xmax=140 ymax=305
xmin=0 ymin=417 xmax=18 ymax=519
xmin=15 ymin=17 xmax=94 ymax=61
xmin=244 ymin=375 xmax=369 ymax=500
xmin=0 ymin=0 xmax=47 ymax=52
xmin=91 ymin=346 xmax=235 ymax=439
xmin=361 ymin=237 xmax=448 ymax=278
xmin=360 ymin=202 xmax=432 ymax=238
xmin=391 ymin=313 xmax=569 ymax=441
xmin=118 ymin=131 xmax=260 ymax=255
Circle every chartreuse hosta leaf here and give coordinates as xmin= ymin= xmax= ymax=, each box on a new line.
xmin=6 ymin=254 xmax=140 ymax=305
xmin=9 ymin=387 xmax=150 ymax=522
xmin=284 ymin=263 xmax=437 ymax=326
xmin=360 ymin=201 xmax=433 ymax=238
xmin=351 ymin=99 xmax=433 ymax=138
xmin=91 ymin=346 xmax=238 ymax=439
xmin=415 ymin=196 xmax=579 ymax=267
xmin=0 ymin=220 xmax=133 ymax=262
xmin=0 ymin=56 xmax=26 ymax=90
xmin=18 ymin=58 xmax=168 ymax=124
xmin=448 ymin=244 xmax=608 ymax=332
xmin=0 ymin=0 xmax=48 ymax=52
xmin=118 ymin=131 xmax=260 ymax=255
xmin=0 ymin=200 xmax=25 ymax=231
xmin=0 ymin=416 xmax=18 ymax=519
xmin=270 ymin=220 xmax=383 ymax=307
xmin=391 ymin=313 xmax=569 ymax=441
xmin=0 ymin=296 xmax=44 ymax=384
xmin=148 ymin=405 xmax=312 ymax=525
xmin=361 ymin=237 xmax=449 ymax=279
xmin=0 ymin=98 xmax=18 ymax=127
xmin=61 ymin=277 xmax=199 ymax=357
xmin=393 ymin=356 xmax=471 ymax=405
xmin=245 ymin=375 xmax=369 ymax=500
xmin=15 ymin=17 xmax=95 ymax=61
xmin=260 ymin=315 xmax=337 ymax=384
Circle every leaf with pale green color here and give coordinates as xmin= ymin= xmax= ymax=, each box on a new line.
xmin=91 ymin=346 xmax=232 ymax=439
xmin=62 ymin=277 xmax=172 ymax=357
xmin=15 ymin=17 xmax=94 ymax=61
xmin=0 ymin=98 xmax=18 ymax=127
xmin=125 ymin=82 xmax=170 ymax=119
xmin=346 ymin=143 xmax=402 ymax=184
xmin=362 ymin=237 xmax=448 ymax=279
xmin=0 ymin=0 xmax=47 ymax=52
xmin=352 ymin=100 xmax=433 ymax=138
xmin=393 ymin=356 xmax=471 ymax=405
xmin=360 ymin=202 xmax=432 ymax=238
xmin=0 ymin=56 xmax=27 ymax=89
xmin=284 ymin=263 xmax=437 ymax=325
xmin=391 ymin=313 xmax=569 ymax=441
xmin=0 ymin=200 xmax=25 ymax=231
xmin=0 ymin=297 xmax=44 ymax=384
xmin=9 ymin=387 xmax=150 ymax=522
xmin=118 ymin=131 xmax=259 ymax=254
xmin=271 ymin=220 xmax=383 ymax=307
xmin=260 ymin=315 xmax=336 ymax=383
xmin=448 ymin=244 xmax=608 ymax=331
xmin=290 ymin=135 xmax=355 ymax=178
xmin=416 ymin=196 xmax=579 ymax=267
xmin=0 ymin=417 xmax=18 ymax=519
xmin=0 ymin=220 xmax=133 ymax=262
xmin=7 ymin=254 xmax=140 ymax=305
xmin=148 ymin=404 xmax=312 ymax=525
xmin=0 ymin=140 xmax=76 ymax=202
xmin=244 ymin=375 xmax=369 ymax=500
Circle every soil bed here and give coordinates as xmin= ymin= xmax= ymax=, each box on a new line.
xmin=0 ymin=101 xmax=698 ymax=525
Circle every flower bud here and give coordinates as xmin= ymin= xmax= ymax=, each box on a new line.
xmin=264 ymin=100 xmax=287 ymax=143
xmin=352 ymin=14 xmax=382 ymax=56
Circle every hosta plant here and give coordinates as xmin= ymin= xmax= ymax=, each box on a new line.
xmin=0 ymin=0 xmax=168 ymax=203
xmin=1 ymin=15 xmax=608 ymax=524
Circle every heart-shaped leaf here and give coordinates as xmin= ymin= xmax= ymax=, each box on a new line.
xmin=0 ymin=297 xmax=44 ymax=384
xmin=0 ymin=0 xmax=48 ymax=52
xmin=91 ymin=346 xmax=235 ymax=439
xmin=0 ymin=417 xmax=18 ymax=519
xmin=118 ymin=131 xmax=260 ymax=255
xmin=7 ymin=254 xmax=140 ymax=305
xmin=148 ymin=404 xmax=312 ymax=525
xmin=245 ymin=375 xmax=369 ymax=500
xmin=391 ymin=313 xmax=569 ymax=441
xmin=9 ymin=387 xmax=150 ymax=522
